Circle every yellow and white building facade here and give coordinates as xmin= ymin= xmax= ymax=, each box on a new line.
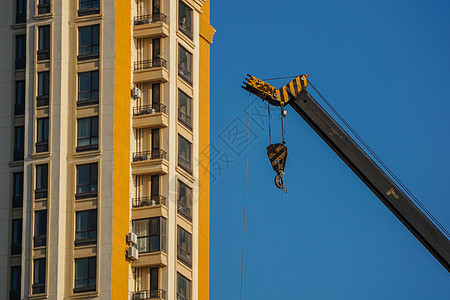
xmin=0 ymin=0 xmax=213 ymax=299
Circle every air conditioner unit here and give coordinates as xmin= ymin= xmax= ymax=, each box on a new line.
xmin=127 ymin=246 xmax=139 ymax=260
xmin=127 ymin=232 xmax=138 ymax=245
xmin=131 ymin=87 xmax=142 ymax=99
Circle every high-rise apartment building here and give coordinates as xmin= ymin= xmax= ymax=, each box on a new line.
xmin=0 ymin=0 xmax=214 ymax=299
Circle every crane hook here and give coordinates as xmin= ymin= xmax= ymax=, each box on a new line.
xmin=267 ymin=143 xmax=288 ymax=192
xmin=274 ymin=171 xmax=288 ymax=193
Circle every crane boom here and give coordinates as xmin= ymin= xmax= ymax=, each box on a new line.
xmin=243 ymin=74 xmax=450 ymax=273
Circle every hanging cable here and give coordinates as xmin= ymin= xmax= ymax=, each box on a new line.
xmin=240 ymin=93 xmax=251 ymax=300
xmin=267 ymin=102 xmax=272 ymax=144
xmin=281 ymin=115 xmax=286 ymax=144
xmin=308 ymin=81 xmax=450 ymax=239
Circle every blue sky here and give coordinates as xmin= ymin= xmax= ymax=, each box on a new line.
xmin=208 ymin=0 xmax=450 ymax=299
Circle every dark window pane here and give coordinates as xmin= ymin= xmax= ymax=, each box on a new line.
xmin=177 ymin=273 xmax=191 ymax=300
xmin=15 ymin=80 xmax=25 ymax=115
xmin=38 ymin=26 xmax=50 ymax=50
xmin=75 ymin=209 xmax=97 ymax=245
xmin=74 ymin=257 xmax=96 ymax=292
xmin=178 ymin=135 xmax=192 ymax=172
xmin=38 ymin=71 xmax=50 ymax=97
xmin=34 ymin=210 xmax=47 ymax=247
xmin=33 ymin=258 xmax=46 ymax=294
xmin=15 ymin=35 xmax=26 ymax=69
xmin=177 ymin=180 xmax=192 ymax=219
xmin=177 ymin=226 xmax=192 ymax=266
xmin=178 ymin=90 xmax=192 ymax=128
xmin=76 ymin=163 xmax=98 ymax=198
xmin=178 ymin=45 xmax=192 ymax=83
xmin=132 ymin=217 xmax=166 ymax=253
xmin=78 ymin=71 xmax=99 ymax=105
xmin=36 ymin=118 xmax=49 ymax=153
xmin=77 ymin=117 xmax=98 ymax=151
xmin=179 ymin=1 xmax=193 ymax=39
xmin=11 ymin=219 xmax=22 ymax=255
xmin=78 ymin=25 xmax=100 ymax=60
xmin=36 ymin=164 xmax=48 ymax=190
xmin=11 ymin=266 xmax=21 ymax=294
xmin=13 ymin=172 xmax=23 ymax=208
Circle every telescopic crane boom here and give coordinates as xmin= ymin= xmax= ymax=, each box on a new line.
xmin=242 ymin=74 xmax=450 ymax=273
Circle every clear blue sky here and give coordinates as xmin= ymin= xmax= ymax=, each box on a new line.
xmin=209 ymin=0 xmax=450 ymax=299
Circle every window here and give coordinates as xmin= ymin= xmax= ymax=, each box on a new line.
xmin=15 ymin=80 xmax=25 ymax=115
xmin=76 ymin=163 xmax=98 ymax=199
xmin=132 ymin=217 xmax=166 ymax=253
xmin=34 ymin=210 xmax=47 ymax=247
xmin=177 ymin=273 xmax=191 ymax=300
xmin=37 ymin=25 xmax=50 ymax=61
xmin=15 ymin=35 xmax=26 ymax=69
xmin=78 ymin=0 xmax=100 ymax=16
xmin=178 ymin=45 xmax=192 ymax=84
xmin=12 ymin=172 xmax=23 ymax=208
xmin=16 ymin=0 xmax=26 ymax=23
xmin=37 ymin=0 xmax=51 ymax=15
xmin=36 ymin=117 xmax=49 ymax=153
xmin=178 ymin=90 xmax=192 ymax=128
xmin=74 ymin=257 xmax=96 ymax=293
xmin=78 ymin=71 xmax=99 ymax=105
xmin=179 ymin=1 xmax=193 ymax=39
xmin=77 ymin=117 xmax=98 ymax=151
xmin=13 ymin=126 xmax=24 ymax=161
xmin=78 ymin=25 xmax=100 ymax=61
xmin=177 ymin=180 xmax=192 ymax=220
xmin=11 ymin=219 xmax=22 ymax=255
xmin=33 ymin=258 xmax=46 ymax=294
xmin=178 ymin=135 xmax=192 ymax=173
xmin=37 ymin=71 xmax=49 ymax=107
xmin=10 ymin=266 xmax=21 ymax=300
xmin=177 ymin=226 xmax=192 ymax=266
xmin=35 ymin=164 xmax=48 ymax=199
xmin=75 ymin=210 xmax=97 ymax=246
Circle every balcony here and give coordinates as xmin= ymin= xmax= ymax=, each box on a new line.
xmin=37 ymin=3 xmax=51 ymax=15
xmin=133 ymin=195 xmax=166 ymax=208
xmin=133 ymin=59 xmax=168 ymax=83
xmin=133 ymin=104 xmax=168 ymax=129
xmin=15 ymin=58 xmax=25 ymax=70
xmin=132 ymin=289 xmax=167 ymax=300
xmin=78 ymin=0 xmax=100 ymax=16
xmin=133 ymin=14 xmax=169 ymax=39
xmin=36 ymin=141 xmax=49 ymax=153
xmin=34 ymin=235 xmax=46 ymax=247
xmin=37 ymin=49 xmax=50 ymax=61
xmin=132 ymin=151 xmax=169 ymax=176
xmin=133 ymin=150 xmax=166 ymax=162
xmin=36 ymin=95 xmax=49 ymax=107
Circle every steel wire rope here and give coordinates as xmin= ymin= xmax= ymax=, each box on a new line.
xmin=308 ymin=81 xmax=450 ymax=238
xmin=240 ymin=93 xmax=251 ymax=300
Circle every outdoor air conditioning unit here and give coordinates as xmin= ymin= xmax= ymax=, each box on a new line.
xmin=127 ymin=246 xmax=139 ymax=260
xmin=131 ymin=87 xmax=142 ymax=99
xmin=127 ymin=232 xmax=138 ymax=245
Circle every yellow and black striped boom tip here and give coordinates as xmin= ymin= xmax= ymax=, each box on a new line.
xmin=242 ymin=74 xmax=309 ymax=106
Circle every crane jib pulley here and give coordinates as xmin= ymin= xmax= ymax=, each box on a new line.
xmin=241 ymin=73 xmax=450 ymax=273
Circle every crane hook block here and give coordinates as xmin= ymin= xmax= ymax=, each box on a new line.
xmin=267 ymin=143 xmax=288 ymax=191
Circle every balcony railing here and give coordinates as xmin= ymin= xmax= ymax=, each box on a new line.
xmin=78 ymin=46 xmax=99 ymax=61
xmin=134 ymin=58 xmax=167 ymax=71
xmin=178 ymin=65 xmax=192 ymax=84
xmin=78 ymin=0 xmax=100 ymax=16
xmin=133 ymin=195 xmax=166 ymax=208
xmin=15 ymin=58 xmax=25 ymax=70
xmin=35 ymin=188 xmax=48 ymax=199
xmin=12 ymin=196 xmax=23 ymax=209
xmin=10 ymin=291 xmax=20 ymax=300
xmin=177 ymin=294 xmax=189 ymax=300
xmin=34 ymin=235 xmax=46 ymax=247
xmin=15 ymin=103 xmax=25 ymax=115
xmin=16 ymin=13 xmax=26 ymax=24
xmin=36 ymin=141 xmax=49 ymax=153
xmin=36 ymin=95 xmax=49 ymax=107
xmin=32 ymin=283 xmax=45 ymax=294
xmin=134 ymin=13 xmax=167 ymax=26
xmin=37 ymin=49 xmax=50 ymax=61
xmin=132 ymin=289 xmax=167 ymax=300
xmin=133 ymin=150 xmax=167 ymax=162
xmin=38 ymin=3 xmax=51 ymax=14
xmin=13 ymin=149 xmax=24 ymax=161
xmin=11 ymin=243 xmax=22 ymax=255
xmin=133 ymin=103 xmax=166 ymax=116
xmin=178 ymin=110 xmax=192 ymax=129
xmin=177 ymin=247 xmax=192 ymax=267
